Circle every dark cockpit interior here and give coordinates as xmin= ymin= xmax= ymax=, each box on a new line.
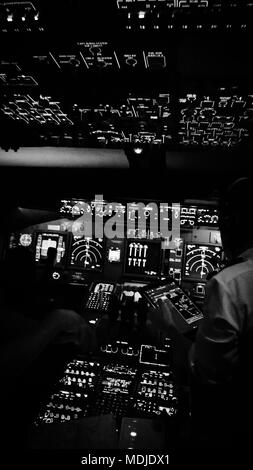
xmin=0 ymin=1 xmax=252 ymax=462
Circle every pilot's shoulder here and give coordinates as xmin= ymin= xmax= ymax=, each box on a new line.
xmin=214 ymin=258 xmax=253 ymax=286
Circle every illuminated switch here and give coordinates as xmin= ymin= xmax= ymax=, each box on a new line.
xmin=138 ymin=11 xmax=146 ymax=19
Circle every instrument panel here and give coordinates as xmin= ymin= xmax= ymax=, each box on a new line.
xmin=35 ymin=232 xmax=66 ymax=265
xmin=60 ymin=199 xmax=219 ymax=227
xmin=7 ymin=198 xmax=223 ymax=301
xmin=34 ymin=341 xmax=178 ymax=428
xmin=5 ymin=199 xmax=223 ymax=438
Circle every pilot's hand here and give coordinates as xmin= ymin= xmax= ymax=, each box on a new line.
xmin=147 ymin=299 xmax=177 ymax=333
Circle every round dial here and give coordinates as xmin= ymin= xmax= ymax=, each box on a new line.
xmin=71 ymin=237 xmax=103 ymax=270
xmin=184 ymin=245 xmax=222 ymax=280
xmin=19 ymin=233 xmax=32 ymax=247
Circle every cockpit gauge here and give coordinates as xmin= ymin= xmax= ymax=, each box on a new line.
xmin=19 ymin=233 xmax=32 ymax=247
xmin=70 ymin=237 xmax=104 ymax=270
xmin=184 ymin=244 xmax=222 ymax=281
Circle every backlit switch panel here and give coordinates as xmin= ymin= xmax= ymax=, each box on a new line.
xmin=0 ymin=2 xmax=43 ymax=32
xmin=1 ymin=94 xmax=74 ymax=125
xmin=116 ymin=0 xmax=253 ymax=29
xmin=178 ymin=93 xmax=253 ymax=147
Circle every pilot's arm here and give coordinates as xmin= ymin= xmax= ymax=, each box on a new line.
xmin=149 ymin=277 xmax=241 ymax=386
xmin=190 ymin=276 xmax=241 ymax=385
xmin=0 ymin=309 xmax=93 ymax=379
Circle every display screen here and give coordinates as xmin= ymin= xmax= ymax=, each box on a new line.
xmin=106 ymin=239 xmax=124 ymax=263
xmin=70 ymin=236 xmax=104 ymax=271
xmin=144 ymin=282 xmax=203 ymax=325
xmin=184 ymin=243 xmax=222 ymax=281
xmin=108 ymin=247 xmax=121 ymax=262
xmin=139 ymin=345 xmax=171 ymax=367
xmin=124 ymin=240 xmax=161 ymax=277
xmin=35 ymin=233 xmax=66 ymax=264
